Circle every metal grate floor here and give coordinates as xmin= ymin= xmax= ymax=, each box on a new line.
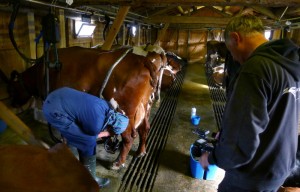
xmin=205 ymin=68 xmax=227 ymax=131
xmin=118 ymin=68 xmax=186 ymax=192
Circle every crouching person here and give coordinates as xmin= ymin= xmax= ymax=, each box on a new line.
xmin=42 ymin=87 xmax=129 ymax=188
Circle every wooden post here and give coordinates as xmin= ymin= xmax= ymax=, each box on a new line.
xmin=134 ymin=24 xmax=140 ymax=46
xmin=101 ymin=6 xmax=130 ymax=50
xmin=155 ymin=23 xmax=169 ymax=45
xmin=0 ymin=101 xmax=43 ymax=147
xmin=122 ymin=24 xmax=126 ymax=45
xmin=27 ymin=12 xmax=36 ymax=60
xmin=57 ymin=9 xmax=66 ymax=48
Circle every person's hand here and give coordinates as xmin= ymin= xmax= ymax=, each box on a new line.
xmin=214 ymin=132 xmax=220 ymax=140
xmin=199 ymin=151 xmax=210 ymax=170
xmin=97 ymin=130 xmax=111 ymax=138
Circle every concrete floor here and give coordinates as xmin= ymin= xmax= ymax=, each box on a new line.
xmin=0 ymin=61 xmax=225 ymax=191
xmin=150 ymin=61 xmax=225 ymax=192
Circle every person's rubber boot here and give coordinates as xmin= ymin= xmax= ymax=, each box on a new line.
xmin=79 ymin=155 xmax=110 ymax=188
xmin=68 ymin=145 xmax=79 ymax=160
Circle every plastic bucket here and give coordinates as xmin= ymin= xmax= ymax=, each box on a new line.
xmin=0 ymin=119 xmax=7 ymax=134
xmin=190 ymin=144 xmax=218 ymax=180
xmin=191 ymin=115 xmax=201 ymax=126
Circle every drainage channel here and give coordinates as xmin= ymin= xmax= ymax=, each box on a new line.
xmin=118 ymin=67 xmax=186 ymax=192
xmin=205 ymin=68 xmax=227 ymax=130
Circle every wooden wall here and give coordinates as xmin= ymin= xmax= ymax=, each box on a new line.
xmin=0 ymin=11 xmax=28 ymax=77
xmin=1 ymin=6 xmax=300 ymax=82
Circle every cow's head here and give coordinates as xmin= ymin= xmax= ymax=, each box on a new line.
xmin=7 ymin=70 xmax=32 ymax=107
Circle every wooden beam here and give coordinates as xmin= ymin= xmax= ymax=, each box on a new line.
xmin=57 ymin=9 xmax=66 ymax=48
xmin=122 ymin=24 xmax=126 ymax=45
xmin=169 ymin=23 xmax=226 ymax=29
xmin=155 ymin=23 xmax=169 ymax=45
xmin=134 ymin=24 xmax=141 ymax=46
xmin=73 ymin=0 xmax=300 ymax=7
xmin=101 ymin=6 xmax=130 ymax=50
xmin=286 ymin=7 xmax=300 ymax=15
xmin=145 ymin=16 xmax=231 ymax=24
xmin=148 ymin=6 xmax=177 ymax=16
xmin=27 ymin=12 xmax=36 ymax=61
xmin=177 ymin=6 xmax=185 ymax=15
xmin=274 ymin=7 xmax=300 ymax=19
xmin=204 ymin=6 xmax=232 ymax=17
xmin=249 ymin=5 xmax=278 ymax=20
xmin=0 ymin=101 xmax=43 ymax=147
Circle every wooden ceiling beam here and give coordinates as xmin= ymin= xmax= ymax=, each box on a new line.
xmin=144 ymin=16 xmax=231 ymax=24
xmin=177 ymin=6 xmax=185 ymax=15
xmin=149 ymin=6 xmax=177 ymax=16
xmin=147 ymin=15 xmax=276 ymax=29
xmin=72 ymin=0 xmax=300 ymax=7
xmin=169 ymin=23 xmax=227 ymax=29
xmin=204 ymin=6 xmax=232 ymax=17
xmin=249 ymin=5 xmax=278 ymax=20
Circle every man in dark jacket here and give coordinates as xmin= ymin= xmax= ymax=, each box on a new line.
xmin=199 ymin=15 xmax=300 ymax=191
xmin=43 ymin=87 xmax=129 ymax=188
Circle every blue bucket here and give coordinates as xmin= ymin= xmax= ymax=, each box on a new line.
xmin=190 ymin=144 xmax=218 ymax=180
xmin=0 ymin=119 xmax=7 ymax=134
xmin=191 ymin=115 xmax=201 ymax=126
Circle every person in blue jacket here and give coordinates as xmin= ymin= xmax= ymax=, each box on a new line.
xmin=43 ymin=87 xmax=129 ymax=188
xmin=199 ymin=15 xmax=300 ymax=191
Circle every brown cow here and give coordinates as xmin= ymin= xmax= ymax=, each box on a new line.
xmin=0 ymin=143 xmax=99 ymax=192
xmin=7 ymin=46 xmax=163 ymax=170
xmin=278 ymin=187 xmax=300 ymax=192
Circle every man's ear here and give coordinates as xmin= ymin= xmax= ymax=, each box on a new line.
xmin=229 ymin=32 xmax=241 ymax=45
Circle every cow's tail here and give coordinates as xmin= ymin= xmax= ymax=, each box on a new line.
xmin=143 ymin=59 xmax=158 ymax=90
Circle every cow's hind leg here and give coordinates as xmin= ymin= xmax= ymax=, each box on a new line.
xmin=110 ymin=127 xmax=135 ymax=170
xmin=136 ymin=118 xmax=150 ymax=158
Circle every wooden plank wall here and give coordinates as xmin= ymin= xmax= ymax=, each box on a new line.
xmin=160 ymin=29 xmax=207 ymax=63
xmin=0 ymin=11 xmax=28 ymax=77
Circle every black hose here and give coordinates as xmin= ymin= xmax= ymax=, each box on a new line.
xmin=103 ymin=14 xmax=110 ymax=40
xmin=8 ymin=0 xmax=38 ymax=65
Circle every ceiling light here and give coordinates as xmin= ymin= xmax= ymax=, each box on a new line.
xmin=66 ymin=0 xmax=73 ymax=5
xmin=285 ymin=20 xmax=292 ymax=26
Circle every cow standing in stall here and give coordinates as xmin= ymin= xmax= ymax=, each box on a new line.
xmin=7 ymin=46 xmax=167 ymax=170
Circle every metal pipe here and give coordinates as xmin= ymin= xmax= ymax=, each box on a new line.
xmin=24 ymin=0 xmax=151 ymax=25
xmin=278 ymin=6 xmax=289 ymax=21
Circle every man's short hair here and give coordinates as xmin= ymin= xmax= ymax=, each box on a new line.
xmin=224 ymin=14 xmax=265 ymax=42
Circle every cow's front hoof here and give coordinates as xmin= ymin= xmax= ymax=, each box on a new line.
xmin=110 ymin=161 xmax=125 ymax=170
xmin=137 ymin=151 xmax=147 ymax=158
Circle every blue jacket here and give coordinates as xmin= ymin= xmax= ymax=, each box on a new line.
xmin=43 ymin=87 xmax=111 ymax=154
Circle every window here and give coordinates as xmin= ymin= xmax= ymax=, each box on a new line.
xmin=131 ymin=26 xmax=137 ymax=37
xmin=264 ymin=30 xmax=271 ymax=40
xmin=75 ymin=21 xmax=96 ymax=37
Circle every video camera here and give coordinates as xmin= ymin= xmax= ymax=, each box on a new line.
xmin=192 ymin=128 xmax=217 ymax=154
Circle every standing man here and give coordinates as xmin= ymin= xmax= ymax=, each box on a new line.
xmin=43 ymin=87 xmax=129 ymax=188
xmin=200 ymin=15 xmax=300 ymax=191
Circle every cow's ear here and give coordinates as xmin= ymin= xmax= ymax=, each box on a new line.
xmin=10 ymin=70 xmax=19 ymax=81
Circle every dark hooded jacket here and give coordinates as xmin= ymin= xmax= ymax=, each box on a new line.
xmin=208 ymin=38 xmax=300 ymax=190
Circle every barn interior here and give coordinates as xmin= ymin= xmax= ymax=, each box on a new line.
xmin=0 ymin=0 xmax=300 ymax=191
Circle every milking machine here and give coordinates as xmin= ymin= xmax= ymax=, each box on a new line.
xmin=98 ymin=135 xmax=121 ymax=154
